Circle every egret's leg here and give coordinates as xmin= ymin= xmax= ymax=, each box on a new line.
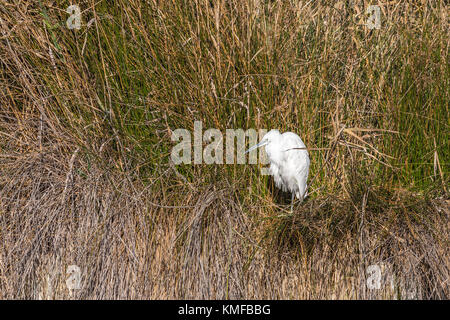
xmin=290 ymin=193 xmax=294 ymax=213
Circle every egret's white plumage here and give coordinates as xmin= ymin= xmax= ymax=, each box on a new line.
xmin=246 ymin=129 xmax=310 ymax=208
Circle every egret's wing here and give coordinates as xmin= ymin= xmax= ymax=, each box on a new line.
xmin=280 ymin=132 xmax=310 ymax=198
xmin=281 ymin=132 xmax=307 ymax=151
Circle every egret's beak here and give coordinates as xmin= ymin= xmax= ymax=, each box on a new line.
xmin=245 ymin=141 xmax=267 ymax=154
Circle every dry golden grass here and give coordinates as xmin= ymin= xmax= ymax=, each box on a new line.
xmin=0 ymin=0 xmax=448 ymax=299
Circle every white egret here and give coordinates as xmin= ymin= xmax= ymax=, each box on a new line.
xmin=246 ymin=129 xmax=310 ymax=211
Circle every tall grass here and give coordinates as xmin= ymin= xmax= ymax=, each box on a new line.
xmin=0 ymin=0 xmax=448 ymax=299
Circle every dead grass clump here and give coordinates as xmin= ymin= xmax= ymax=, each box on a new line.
xmin=262 ymin=184 xmax=449 ymax=299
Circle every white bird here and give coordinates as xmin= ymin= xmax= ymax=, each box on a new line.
xmin=245 ymin=129 xmax=310 ymax=211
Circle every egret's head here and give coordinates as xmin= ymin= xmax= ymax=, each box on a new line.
xmin=245 ymin=129 xmax=281 ymax=153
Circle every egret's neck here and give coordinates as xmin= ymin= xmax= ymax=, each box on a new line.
xmin=265 ymin=138 xmax=283 ymax=165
